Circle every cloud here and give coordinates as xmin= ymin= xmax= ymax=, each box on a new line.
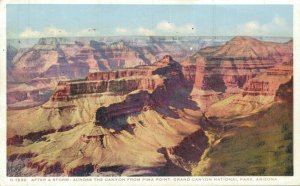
xmin=19 ymin=27 xmax=70 ymax=38
xmin=272 ymin=16 xmax=286 ymax=26
xmin=115 ymin=27 xmax=128 ymax=34
xmin=237 ymin=16 xmax=289 ymax=36
xmin=112 ymin=21 xmax=196 ymax=36
xmin=136 ymin=27 xmax=156 ymax=36
xmin=156 ymin=21 xmax=176 ymax=31
xmin=45 ymin=27 xmax=69 ymax=37
xmin=156 ymin=21 xmax=196 ymax=35
xmin=243 ymin=21 xmax=260 ymax=31
xmin=18 ymin=27 xmax=100 ymax=38
xmin=18 ymin=21 xmax=197 ymax=38
xmin=19 ymin=28 xmax=42 ymax=38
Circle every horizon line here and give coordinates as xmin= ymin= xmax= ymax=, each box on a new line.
xmin=7 ymin=35 xmax=293 ymax=40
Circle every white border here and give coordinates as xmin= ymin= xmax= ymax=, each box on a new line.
xmin=0 ymin=0 xmax=296 ymax=4
xmin=0 ymin=0 xmax=299 ymax=185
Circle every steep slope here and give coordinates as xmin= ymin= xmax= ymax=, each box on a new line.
xmin=10 ymin=37 xmax=88 ymax=82
xmin=7 ymin=38 xmax=90 ymax=109
xmin=8 ymin=37 xmax=220 ymax=109
xmin=7 ymin=55 xmax=207 ymax=176
xmin=193 ymin=79 xmax=293 ymax=176
xmin=211 ymin=36 xmax=292 ymax=60
xmin=206 ymin=64 xmax=292 ymax=118
xmin=181 ymin=36 xmax=292 ymax=110
xmin=7 ymin=36 xmax=293 ymax=176
xmin=89 ymin=40 xmax=154 ymax=70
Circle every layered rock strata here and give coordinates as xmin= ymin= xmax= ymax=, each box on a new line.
xmin=7 ymin=55 xmax=205 ymax=176
xmin=51 ymin=55 xmax=183 ymax=101
xmin=181 ymin=36 xmax=293 ymax=109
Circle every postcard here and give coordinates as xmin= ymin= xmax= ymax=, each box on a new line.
xmin=0 ymin=0 xmax=299 ymax=185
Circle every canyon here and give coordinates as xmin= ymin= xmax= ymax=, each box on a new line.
xmin=7 ymin=36 xmax=293 ymax=176
xmin=7 ymin=36 xmax=224 ymax=109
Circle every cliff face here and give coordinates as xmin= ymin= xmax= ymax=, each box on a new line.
xmin=7 ymin=77 xmax=67 ymax=109
xmin=95 ymin=91 xmax=153 ymax=126
xmin=7 ymin=38 xmax=88 ymax=109
xmin=181 ymin=63 xmax=196 ymax=85
xmin=51 ymin=55 xmax=183 ymax=101
xmin=8 ymin=37 xmax=205 ymax=109
xmin=164 ymin=129 xmax=208 ymax=173
xmin=275 ymin=77 xmax=293 ymax=103
xmin=86 ymin=69 xmax=153 ymax=81
xmin=206 ymin=64 xmax=293 ymax=118
xmin=242 ymin=65 xmax=293 ymax=96
xmin=192 ymin=37 xmax=292 ymax=92
xmin=90 ymin=40 xmax=153 ymax=70
xmin=7 ymin=55 xmax=204 ymax=176
xmin=7 ymin=36 xmax=293 ymax=176
xmin=11 ymin=38 xmax=79 ymax=82
xmin=51 ymin=77 xmax=166 ymax=101
xmin=211 ymin=36 xmax=292 ymax=59
xmin=180 ymin=36 xmax=293 ymax=109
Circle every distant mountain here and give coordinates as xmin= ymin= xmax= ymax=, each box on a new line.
xmin=212 ymin=36 xmax=292 ymax=58
xmin=7 ymin=36 xmax=227 ymax=109
xmin=7 ymin=36 xmax=292 ymax=110
xmin=181 ymin=36 xmax=292 ymax=109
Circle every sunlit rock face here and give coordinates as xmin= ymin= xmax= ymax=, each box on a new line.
xmin=7 ymin=36 xmax=293 ymax=176
xmin=51 ymin=55 xmax=183 ymax=101
xmin=180 ymin=36 xmax=292 ymax=109
xmin=7 ymin=55 xmax=205 ymax=176
xmin=7 ymin=37 xmax=210 ymax=109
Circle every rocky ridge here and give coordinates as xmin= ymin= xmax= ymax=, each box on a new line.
xmin=7 ymin=36 xmax=293 ymax=176
xmin=7 ymin=55 xmax=205 ymax=176
xmin=7 ymin=37 xmax=209 ymax=109
xmin=181 ymin=36 xmax=292 ymax=110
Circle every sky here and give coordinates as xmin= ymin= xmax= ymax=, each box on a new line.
xmin=6 ymin=4 xmax=293 ymax=38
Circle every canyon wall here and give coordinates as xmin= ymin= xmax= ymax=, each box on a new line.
xmin=7 ymin=36 xmax=293 ymax=176
xmin=51 ymin=55 xmax=182 ymax=101
xmin=180 ymin=36 xmax=293 ymax=109
xmin=8 ymin=37 xmax=211 ymax=109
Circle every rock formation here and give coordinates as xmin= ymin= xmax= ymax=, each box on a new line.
xmin=6 ymin=36 xmax=293 ymax=176
xmin=7 ymin=55 xmax=204 ymax=176
xmin=7 ymin=37 xmax=212 ymax=109
xmin=181 ymin=36 xmax=293 ymax=110
xmin=51 ymin=55 xmax=183 ymax=101
xmin=206 ymin=63 xmax=292 ymax=118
